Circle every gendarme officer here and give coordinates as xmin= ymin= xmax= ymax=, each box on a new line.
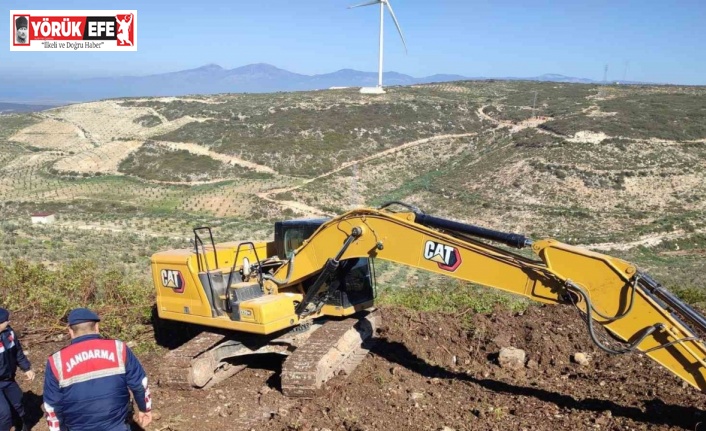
xmin=42 ymin=308 xmax=153 ymax=431
xmin=0 ymin=307 xmax=34 ymax=431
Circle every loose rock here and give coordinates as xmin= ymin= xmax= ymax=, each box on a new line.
xmin=498 ymin=347 xmax=526 ymax=370
xmin=409 ymin=391 xmax=424 ymax=401
xmin=573 ymin=352 xmax=590 ymax=366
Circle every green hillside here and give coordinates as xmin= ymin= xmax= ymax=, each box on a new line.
xmin=1 ymin=81 xmax=705 ymax=337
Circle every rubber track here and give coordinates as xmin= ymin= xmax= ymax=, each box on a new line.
xmin=280 ymin=309 xmax=380 ymax=398
xmin=159 ymin=331 xmax=228 ymax=390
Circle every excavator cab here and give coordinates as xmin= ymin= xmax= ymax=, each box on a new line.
xmin=275 ymin=218 xmax=376 ymax=310
xmin=275 ymin=218 xmax=328 ymax=259
xmin=152 ymin=217 xmax=376 ymax=332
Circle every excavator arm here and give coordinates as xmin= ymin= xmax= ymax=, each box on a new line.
xmin=266 ymin=203 xmax=706 ymax=392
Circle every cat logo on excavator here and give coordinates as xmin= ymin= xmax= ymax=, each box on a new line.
xmin=161 ymin=269 xmax=185 ymax=293
xmin=423 ymin=240 xmax=462 ymax=271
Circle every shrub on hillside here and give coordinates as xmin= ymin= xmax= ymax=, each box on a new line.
xmin=0 ymin=258 xmax=152 ymax=339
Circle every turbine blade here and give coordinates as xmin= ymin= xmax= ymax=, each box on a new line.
xmin=385 ymin=0 xmax=408 ymax=54
xmin=348 ymin=0 xmax=381 ymax=9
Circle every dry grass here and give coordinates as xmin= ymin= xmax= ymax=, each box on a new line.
xmin=53 ymin=140 xmax=143 ymax=174
xmin=10 ymin=118 xmax=94 ymax=152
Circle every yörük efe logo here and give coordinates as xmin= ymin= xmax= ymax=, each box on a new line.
xmin=10 ymin=10 xmax=137 ymax=51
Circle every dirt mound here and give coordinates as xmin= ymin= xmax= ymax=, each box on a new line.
xmin=13 ymin=305 xmax=706 ymax=431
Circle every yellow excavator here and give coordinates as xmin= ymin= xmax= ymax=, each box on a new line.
xmin=150 ymin=201 xmax=706 ymax=398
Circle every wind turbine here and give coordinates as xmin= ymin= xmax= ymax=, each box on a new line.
xmin=348 ymin=0 xmax=407 ymax=94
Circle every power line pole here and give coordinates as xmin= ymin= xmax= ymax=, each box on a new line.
xmin=603 ymin=64 xmax=609 ymax=84
xmin=532 ymin=91 xmax=538 ymax=119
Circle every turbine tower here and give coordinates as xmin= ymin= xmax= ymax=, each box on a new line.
xmin=348 ymin=0 xmax=407 ymax=94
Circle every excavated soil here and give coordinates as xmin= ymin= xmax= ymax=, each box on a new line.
xmin=12 ymin=305 xmax=706 ymax=431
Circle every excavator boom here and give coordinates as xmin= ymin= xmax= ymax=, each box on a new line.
xmin=265 ymin=203 xmax=706 ymax=392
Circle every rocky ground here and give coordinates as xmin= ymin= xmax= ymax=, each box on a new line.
xmin=12 ymin=304 xmax=706 ymax=431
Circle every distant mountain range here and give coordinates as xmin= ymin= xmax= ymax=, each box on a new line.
xmin=0 ymin=101 xmax=58 ymax=113
xmin=0 ymin=63 xmax=645 ymax=107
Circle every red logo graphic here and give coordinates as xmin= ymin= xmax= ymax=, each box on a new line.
xmin=115 ymin=13 xmax=134 ymax=46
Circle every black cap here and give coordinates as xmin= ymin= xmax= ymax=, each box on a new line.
xmin=15 ymin=16 xmax=28 ymax=30
xmin=0 ymin=308 xmax=8 ymax=323
xmin=67 ymin=308 xmax=101 ymax=326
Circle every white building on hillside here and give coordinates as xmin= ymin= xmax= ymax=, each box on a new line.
xmin=31 ymin=212 xmax=56 ymax=224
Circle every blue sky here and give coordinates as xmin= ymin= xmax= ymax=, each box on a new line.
xmin=3 ymin=0 xmax=705 ymax=84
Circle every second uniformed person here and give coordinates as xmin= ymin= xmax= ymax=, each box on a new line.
xmin=0 ymin=307 xmax=34 ymax=431
xmin=42 ymin=308 xmax=153 ymax=431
